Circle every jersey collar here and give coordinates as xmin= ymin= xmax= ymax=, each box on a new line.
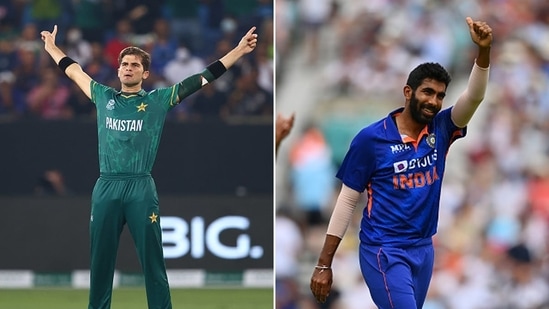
xmin=384 ymin=107 xmax=431 ymax=147
xmin=116 ymin=89 xmax=147 ymax=97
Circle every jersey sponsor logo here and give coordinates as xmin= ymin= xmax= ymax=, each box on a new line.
xmin=393 ymin=160 xmax=408 ymax=173
xmin=390 ymin=143 xmax=411 ymax=154
xmin=106 ymin=99 xmax=115 ymax=110
xmin=392 ymin=150 xmax=439 ymax=189
xmin=105 ymin=116 xmax=143 ymax=132
xmin=393 ymin=150 xmax=438 ymax=173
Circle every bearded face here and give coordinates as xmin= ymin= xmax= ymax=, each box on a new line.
xmin=408 ymin=80 xmax=445 ymax=124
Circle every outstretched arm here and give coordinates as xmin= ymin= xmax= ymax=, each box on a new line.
xmin=451 ymin=17 xmax=492 ymax=128
xmin=310 ymin=184 xmax=360 ymax=303
xmin=40 ymin=25 xmax=93 ymax=99
xmin=219 ymin=26 xmax=258 ymax=69
xmin=175 ymin=27 xmax=259 ymax=103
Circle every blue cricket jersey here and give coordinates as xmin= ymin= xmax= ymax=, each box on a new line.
xmin=336 ymin=107 xmax=466 ymax=247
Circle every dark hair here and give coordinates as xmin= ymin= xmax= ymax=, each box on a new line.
xmin=507 ymin=243 xmax=532 ymax=264
xmin=406 ymin=62 xmax=451 ymax=90
xmin=118 ymin=46 xmax=151 ymax=72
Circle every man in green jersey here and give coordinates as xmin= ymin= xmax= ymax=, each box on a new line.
xmin=40 ymin=25 xmax=258 ymax=309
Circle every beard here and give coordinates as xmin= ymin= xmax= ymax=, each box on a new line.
xmin=409 ymin=92 xmax=440 ymax=124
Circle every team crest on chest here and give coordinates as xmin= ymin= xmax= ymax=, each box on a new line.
xmin=426 ymin=133 xmax=436 ymax=148
xmin=106 ymin=99 xmax=115 ymax=110
xmin=137 ymin=102 xmax=148 ymax=112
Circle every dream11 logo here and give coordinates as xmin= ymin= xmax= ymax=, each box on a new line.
xmin=160 ymin=216 xmax=264 ymax=260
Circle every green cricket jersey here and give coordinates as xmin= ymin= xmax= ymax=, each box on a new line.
xmin=90 ymin=70 xmax=214 ymax=174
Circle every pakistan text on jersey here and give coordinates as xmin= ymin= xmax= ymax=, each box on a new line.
xmin=106 ymin=117 xmax=143 ymax=132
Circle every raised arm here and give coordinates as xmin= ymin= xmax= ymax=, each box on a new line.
xmin=451 ymin=17 xmax=492 ymax=128
xmin=40 ymin=25 xmax=93 ymax=99
xmin=175 ymin=26 xmax=258 ymax=103
xmin=219 ymin=26 xmax=258 ymax=69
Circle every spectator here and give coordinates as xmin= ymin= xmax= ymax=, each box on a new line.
xmin=288 ymin=124 xmax=335 ymax=226
xmin=162 ymin=0 xmax=204 ymax=53
xmin=72 ymin=0 xmax=110 ymax=43
xmin=221 ymin=68 xmax=272 ymax=118
xmin=147 ymin=18 xmax=178 ymax=80
xmin=83 ymin=42 xmax=116 ymax=85
xmin=163 ymin=46 xmax=205 ymax=85
xmin=66 ymin=82 xmax=94 ymax=119
xmin=26 ymin=67 xmax=71 ymax=120
xmin=188 ymin=82 xmax=227 ymax=120
xmin=103 ymin=18 xmax=134 ymax=70
xmin=64 ymin=27 xmax=92 ymax=67
xmin=0 ymin=36 xmax=18 ymax=117
xmin=16 ymin=23 xmax=42 ymax=56
xmin=12 ymin=47 xmax=41 ymax=115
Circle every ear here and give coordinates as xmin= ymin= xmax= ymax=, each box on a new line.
xmin=403 ymin=85 xmax=412 ymax=100
xmin=142 ymin=70 xmax=150 ymax=80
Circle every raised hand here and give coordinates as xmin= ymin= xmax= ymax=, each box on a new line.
xmin=40 ymin=25 xmax=58 ymax=49
xmin=466 ymin=17 xmax=492 ymax=48
xmin=237 ymin=26 xmax=259 ymax=54
xmin=276 ymin=113 xmax=295 ymax=143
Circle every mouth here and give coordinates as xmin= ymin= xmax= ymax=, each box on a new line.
xmin=421 ymin=107 xmax=436 ymax=117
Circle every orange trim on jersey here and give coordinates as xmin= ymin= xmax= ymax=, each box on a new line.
xmin=367 ymin=183 xmax=373 ymax=217
xmin=402 ymin=125 xmax=429 ymax=151
xmin=391 ymin=112 xmax=430 ymax=151
xmin=450 ymin=129 xmax=463 ymax=143
xmin=377 ymin=248 xmax=394 ymax=308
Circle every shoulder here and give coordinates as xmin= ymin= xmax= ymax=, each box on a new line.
xmin=91 ymin=81 xmax=115 ymax=93
xmin=434 ymin=107 xmax=454 ymax=122
xmin=354 ymin=118 xmax=385 ymax=141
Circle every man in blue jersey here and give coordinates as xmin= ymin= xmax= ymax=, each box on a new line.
xmin=310 ymin=17 xmax=492 ymax=308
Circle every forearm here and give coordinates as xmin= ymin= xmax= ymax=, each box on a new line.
xmin=451 ymin=61 xmax=490 ymax=127
xmin=475 ymin=46 xmax=490 ymax=69
xmin=318 ymin=184 xmax=360 ymax=266
xmin=326 ymin=184 xmax=360 ymax=238
xmin=44 ymin=44 xmax=68 ymax=65
xmin=219 ymin=46 xmax=247 ymax=70
xmin=317 ymin=234 xmax=342 ymax=267
xmin=176 ymin=67 xmax=216 ymax=101
xmin=45 ymin=44 xmax=84 ymax=83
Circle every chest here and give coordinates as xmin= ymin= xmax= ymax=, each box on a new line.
xmin=376 ymin=134 xmax=442 ymax=177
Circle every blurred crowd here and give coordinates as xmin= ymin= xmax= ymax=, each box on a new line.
xmin=276 ymin=0 xmax=549 ymax=309
xmin=0 ymin=0 xmax=273 ymax=122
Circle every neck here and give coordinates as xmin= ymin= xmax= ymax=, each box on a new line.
xmin=395 ymin=112 xmax=425 ymax=140
xmin=121 ymin=83 xmax=142 ymax=93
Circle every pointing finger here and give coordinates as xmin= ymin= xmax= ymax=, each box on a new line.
xmin=246 ymin=26 xmax=257 ymax=37
xmin=465 ymin=17 xmax=473 ymax=28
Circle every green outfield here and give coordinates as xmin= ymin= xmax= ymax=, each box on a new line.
xmin=0 ymin=287 xmax=273 ymax=309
